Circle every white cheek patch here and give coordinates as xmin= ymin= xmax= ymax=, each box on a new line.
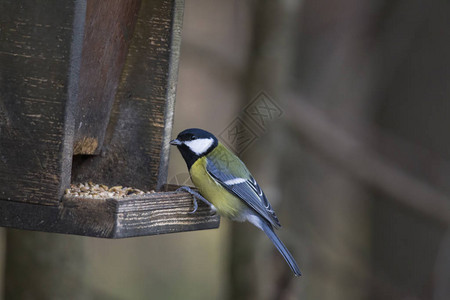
xmin=184 ymin=138 xmax=214 ymax=155
xmin=224 ymin=178 xmax=247 ymax=185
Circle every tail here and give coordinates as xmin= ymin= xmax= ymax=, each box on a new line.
xmin=261 ymin=221 xmax=302 ymax=276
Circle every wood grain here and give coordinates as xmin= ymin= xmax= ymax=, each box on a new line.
xmin=114 ymin=191 xmax=219 ymax=237
xmin=0 ymin=190 xmax=220 ymax=238
xmin=71 ymin=0 xmax=184 ymax=191
xmin=73 ymin=0 xmax=142 ymax=155
xmin=0 ymin=0 xmax=85 ymax=205
xmin=0 ymin=0 xmax=195 ymax=237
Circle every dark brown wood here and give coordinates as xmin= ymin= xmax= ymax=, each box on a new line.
xmin=73 ymin=0 xmax=142 ymax=155
xmin=0 ymin=0 xmax=85 ymax=205
xmin=0 ymin=0 xmax=205 ymax=238
xmin=0 ymin=190 xmax=220 ymax=238
xmin=113 ymin=191 xmax=219 ymax=238
xmin=71 ymin=0 xmax=183 ymax=191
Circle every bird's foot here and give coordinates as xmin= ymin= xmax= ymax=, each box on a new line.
xmin=176 ymin=186 xmax=212 ymax=214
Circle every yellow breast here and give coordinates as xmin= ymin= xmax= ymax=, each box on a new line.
xmin=189 ymin=156 xmax=246 ymax=219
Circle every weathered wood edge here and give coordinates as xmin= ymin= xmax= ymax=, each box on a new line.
xmin=0 ymin=191 xmax=220 ymax=238
xmin=113 ymin=191 xmax=220 ymax=238
xmin=156 ymin=0 xmax=185 ymax=190
xmin=61 ymin=0 xmax=88 ymax=197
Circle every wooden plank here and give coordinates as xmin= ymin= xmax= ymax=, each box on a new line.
xmin=73 ymin=0 xmax=142 ymax=155
xmin=0 ymin=190 xmax=220 ymax=238
xmin=157 ymin=0 xmax=184 ymax=189
xmin=71 ymin=0 xmax=184 ymax=191
xmin=113 ymin=191 xmax=219 ymax=238
xmin=0 ymin=0 xmax=86 ymax=205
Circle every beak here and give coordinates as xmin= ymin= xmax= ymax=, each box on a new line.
xmin=170 ymin=139 xmax=182 ymax=146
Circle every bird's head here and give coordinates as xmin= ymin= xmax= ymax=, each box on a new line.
xmin=170 ymin=128 xmax=218 ymax=168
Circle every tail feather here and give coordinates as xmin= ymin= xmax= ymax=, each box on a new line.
xmin=261 ymin=221 xmax=301 ymax=276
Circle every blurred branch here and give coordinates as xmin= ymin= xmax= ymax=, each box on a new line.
xmin=284 ymin=96 xmax=450 ymax=226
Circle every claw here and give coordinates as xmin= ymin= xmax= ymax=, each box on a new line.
xmin=176 ymin=186 xmax=210 ymax=213
xmin=189 ymin=197 xmax=198 ymax=214
xmin=209 ymin=204 xmax=217 ymax=216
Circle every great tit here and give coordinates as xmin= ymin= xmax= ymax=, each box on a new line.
xmin=170 ymin=128 xmax=301 ymax=276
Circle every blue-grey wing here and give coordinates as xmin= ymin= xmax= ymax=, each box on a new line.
xmin=206 ymin=157 xmax=281 ymax=228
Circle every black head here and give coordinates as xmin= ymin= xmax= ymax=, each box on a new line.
xmin=170 ymin=128 xmax=218 ymax=169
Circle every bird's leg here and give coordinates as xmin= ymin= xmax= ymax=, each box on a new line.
xmin=176 ymin=186 xmax=214 ymax=214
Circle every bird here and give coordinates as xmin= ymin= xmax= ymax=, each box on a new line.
xmin=170 ymin=128 xmax=301 ymax=276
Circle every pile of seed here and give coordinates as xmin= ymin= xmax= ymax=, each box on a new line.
xmin=65 ymin=182 xmax=155 ymax=198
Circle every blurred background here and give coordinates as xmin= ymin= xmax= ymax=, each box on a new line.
xmin=2 ymin=0 xmax=450 ymax=299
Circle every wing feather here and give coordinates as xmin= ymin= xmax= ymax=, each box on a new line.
xmin=206 ymin=157 xmax=281 ymax=228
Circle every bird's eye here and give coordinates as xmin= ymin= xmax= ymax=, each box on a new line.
xmin=191 ymin=135 xmax=197 ymax=140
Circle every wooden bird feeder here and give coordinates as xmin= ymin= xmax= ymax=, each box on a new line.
xmin=0 ymin=0 xmax=219 ymax=237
